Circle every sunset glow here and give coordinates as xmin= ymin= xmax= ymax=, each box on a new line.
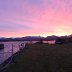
xmin=0 ymin=0 xmax=72 ymax=37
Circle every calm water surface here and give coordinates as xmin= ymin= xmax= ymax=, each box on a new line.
xmin=0 ymin=41 xmax=26 ymax=64
xmin=0 ymin=40 xmax=55 ymax=64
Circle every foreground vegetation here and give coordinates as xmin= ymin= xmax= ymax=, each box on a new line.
xmin=6 ymin=44 xmax=72 ymax=72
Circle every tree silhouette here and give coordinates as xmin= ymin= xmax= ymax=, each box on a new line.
xmin=55 ymin=37 xmax=65 ymax=44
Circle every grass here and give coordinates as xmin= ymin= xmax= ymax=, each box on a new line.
xmin=6 ymin=43 xmax=72 ymax=72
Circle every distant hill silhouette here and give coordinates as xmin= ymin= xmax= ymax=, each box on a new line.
xmin=0 ymin=35 xmax=72 ymax=43
xmin=0 ymin=36 xmax=58 ymax=42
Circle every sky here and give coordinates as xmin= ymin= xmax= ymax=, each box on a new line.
xmin=0 ymin=0 xmax=72 ymax=37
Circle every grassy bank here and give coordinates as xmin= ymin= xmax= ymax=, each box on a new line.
xmin=6 ymin=44 xmax=72 ymax=72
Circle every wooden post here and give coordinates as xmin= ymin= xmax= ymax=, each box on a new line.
xmin=12 ymin=44 xmax=13 ymax=55
xmin=19 ymin=43 xmax=20 ymax=51
xmin=12 ymin=44 xmax=14 ymax=63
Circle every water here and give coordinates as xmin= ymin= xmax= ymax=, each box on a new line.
xmin=43 ymin=40 xmax=55 ymax=44
xmin=0 ymin=41 xmax=26 ymax=64
xmin=0 ymin=40 xmax=55 ymax=64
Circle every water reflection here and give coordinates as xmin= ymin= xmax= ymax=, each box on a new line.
xmin=0 ymin=41 xmax=25 ymax=64
xmin=0 ymin=40 xmax=55 ymax=64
